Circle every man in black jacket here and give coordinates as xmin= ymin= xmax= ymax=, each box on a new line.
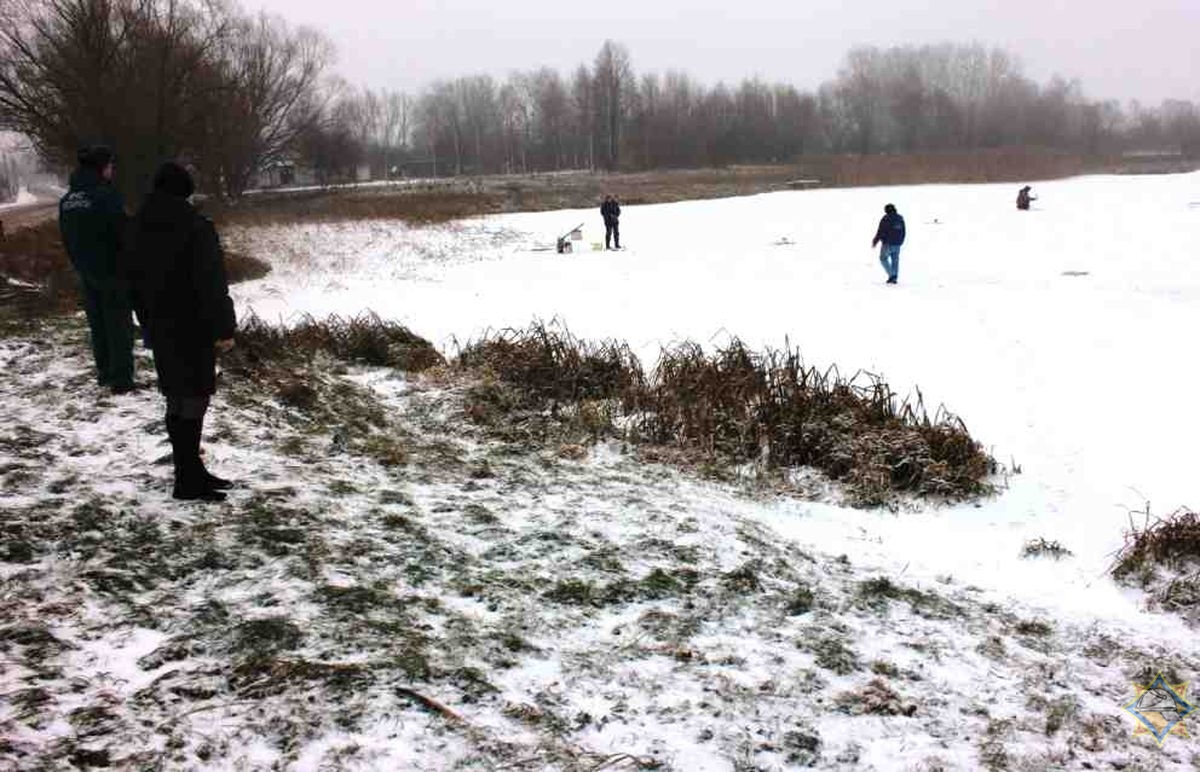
xmin=59 ymin=146 xmax=134 ymax=391
xmin=600 ymin=194 xmax=621 ymax=250
xmin=127 ymin=162 xmax=237 ymax=502
xmin=871 ymin=203 xmax=906 ymax=284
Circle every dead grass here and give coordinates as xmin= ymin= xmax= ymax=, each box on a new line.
xmin=213 ymin=188 xmax=502 ymax=228
xmin=0 ymin=221 xmax=76 ymax=319
xmin=234 ymin=312 xmax=444 ymax=372
xmin=457 ymin=324 xmax=642 ymax=409
xmin=797 ymin=149 xmax=1115 ymax=188
xmin=1021 ymin=538 xmax=1073 ymax=560
xmin=0 ymin=220 xmax=268 ymax=323
xmin=1114 ymin=507 xmax=1200 ymax=577
xmin=223 ymin=250 xmax=271 ymax=284
xmin=211 ymin=151 xmax=1128 ymax=228
xmin=457 ymin=322 xmax=995 ymax=505
xmin=1112 ymin=508 xmax=1200 ymax=623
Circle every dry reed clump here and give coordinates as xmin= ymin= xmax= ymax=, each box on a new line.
xmin=636 ymin=340 xmax=994 ymax=503
xmin=1113 ymin=508 xmax=1200 ymax=580
xmin=456 ymin=324 xmax=642 ymax=409
xmin=455 ymin=323 xmax=995 ymax=505
xmin=233 ymin=312 xmax=444 ymax=372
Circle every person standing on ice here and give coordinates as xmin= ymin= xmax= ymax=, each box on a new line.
xmin=126 ymin=162 xmax=237 ymax=502
xmin=601 ymin=194 xmax=621 ymax=250
xmin=871 ymin=203 xmax=905 ymax=284
xmin=1016 ymin=185 xmax=1036 ymax=210
xmin=59 ymin=145 xmax=136 ymax=392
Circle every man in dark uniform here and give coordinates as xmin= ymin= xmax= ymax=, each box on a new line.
xmin=59 ymin=145 xmax=134 ymax=391
xmin=126 ymin=162 xmax=237 ymax=502
xmin=871 ymin=203 xmax=906 ymax=285
xmin=600 ymin=194 xmax=621 ymax=250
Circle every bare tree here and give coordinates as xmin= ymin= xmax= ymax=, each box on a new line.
xmin=592 ymin=40 xmax=632 ymax=170
xmin=379 ymin=89 xmax=410 ymax=176
xmin=530 ymin=67 xmax=568 ymax=170
xmin=569 ymin=64 xmax=594 ymax=170
xmin=0 ymin=0 xmax=331 ymax=199
xmin=205 ymin=11 xmax=331 ymax=196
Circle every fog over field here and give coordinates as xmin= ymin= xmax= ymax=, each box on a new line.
xmin=249 ymin=0 xmax=1200 ymax=103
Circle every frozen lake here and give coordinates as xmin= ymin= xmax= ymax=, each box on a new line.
xmin=232 ymin=171 xmax=1200 ymax=631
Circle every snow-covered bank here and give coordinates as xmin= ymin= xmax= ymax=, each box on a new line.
xmin=2 ymin=320 xmax=1197 ymax=770
xmin=228 ymin=172 xmax=1200 ymax=632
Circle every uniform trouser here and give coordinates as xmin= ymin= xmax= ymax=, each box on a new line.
xmin=605 ymin=221 xmax=620 ymax=249
xmin=79 ymin=274 xmax=134 ymax=387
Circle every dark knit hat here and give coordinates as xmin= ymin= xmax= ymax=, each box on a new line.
xmin=884 ymin=203 xmax=896 ymax=214
xmin=152 ymin=161 xmax=195 ymax=198
xmin=78 ymin=145 xmax=114 ymax=171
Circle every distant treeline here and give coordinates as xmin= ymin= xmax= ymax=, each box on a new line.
xmin=1 ymin=2 xmax=1196 ymax=197
xmin=309 ymin=41 xmax=1200 ymax=182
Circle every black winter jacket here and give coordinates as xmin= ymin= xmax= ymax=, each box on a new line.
xmin=126 ymin=193 xmax=236 ymax=396
xmin=59 ymin=168 xmax=126 ymax=279
xmin=601 ymin=199 xmax=621 ymax=223
xmin=873 ymin=212 xmax=906 ymax=246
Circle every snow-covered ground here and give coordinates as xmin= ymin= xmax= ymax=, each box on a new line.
xmin=6 ymin=173 xmax=1200 ymax=771
xmin=2 ymin=318 xmax=1196 ymax=770
xmin=230 ymin=172 xmax=1200 ymax=636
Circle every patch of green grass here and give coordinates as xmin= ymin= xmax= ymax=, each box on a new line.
xmin=721 ymin=561 xmax=763 ymax=593
xmin=327 ymin=479 xmax=361 ymax=496
xmin=1021 ymin=538 xmax=1073 ymax=560
xmin=463 ymin=503 xmax=500 ymax=525
xmin=800 ymin=633 xmax=859 ymax=675
xmin=237 ymin=496 xmax=318 ymax=558
xmin=834 ymin=677 xmax=915 ymax=716
xmin=378 ymin=489 xmax=414 ymax=506
xmin=786 ymin=584 xmax=816 ymax=615
xmin=856 ymin=576 xmax=962 ymax=618
xmin=8 ymin=687 xmax=53 ymax=723
xmin=544 ymin=578 xmax=596 ymax=605
xmin=233 ymin=617 xmax=304 ymax=659
xmin=317 ymin=583 xmax=396 ymax=615
xmin=1043 ymin=695 xmax=1077 ymax=735
xmin=1013 ymin=618 xmax=1053 ymax=637
xmin=977 ymin=718 xmax=1014 ymax=771
xmin=640 ymin=567 xmax=700 ymax=599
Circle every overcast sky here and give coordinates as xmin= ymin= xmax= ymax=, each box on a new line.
xmin=246 ymin=0 xmax=1198 ymax=104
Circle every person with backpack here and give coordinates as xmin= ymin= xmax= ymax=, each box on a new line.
xmin=871 ymin=203 xmax=906 ymax=285
xmin=600 ymin=194 xmax=621 ymax=250
xmin=126 ymin=162 xmax=237 ymax=502
xmin=59 ymin=145 xmax=135 ymax=392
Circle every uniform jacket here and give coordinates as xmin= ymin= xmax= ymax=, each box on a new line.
xmin=59 ymin=168 xmax=126 ymax=279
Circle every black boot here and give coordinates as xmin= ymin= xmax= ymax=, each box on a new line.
xmin=203 ymin=470 xmax=235 ymax=490
xmin=170 ymin=416 xmax=225 ymax=502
